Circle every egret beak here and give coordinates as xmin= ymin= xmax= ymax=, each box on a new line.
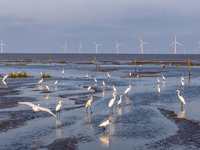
xmin=61 ymin=101 xmax=64 ymax=102
xmin=175 ymin=90 xmax=178 ymax=92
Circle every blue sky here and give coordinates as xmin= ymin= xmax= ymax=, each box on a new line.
xmin=0 ymin=0 xmax=200 ymax=54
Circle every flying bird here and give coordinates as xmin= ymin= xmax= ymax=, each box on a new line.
xmin=18 ymin=102 xmax=56 ymax=116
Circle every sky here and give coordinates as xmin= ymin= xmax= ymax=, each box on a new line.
xmin=0 ymin=0 xmax=200 ymax=54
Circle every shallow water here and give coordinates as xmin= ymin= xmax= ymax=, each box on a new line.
xmin=0 ymin=54 xmax=200 ymax=149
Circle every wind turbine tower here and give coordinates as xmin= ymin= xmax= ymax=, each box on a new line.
xmin=0 ymin=38 xmax=6 ymax=53
xmin=93 ymin=41 xmax=101 ymax=54
xmin=62 ymin=43 xmax=68 ymax=53
xmin=115 ymin=40 xmax=123 ymax=54
xmin=79 ymin=42 xmax=83 ymax=54
xmin=139 ymin=38 xmax=148 ymax=54
xmin=169 ymin=34 xmax=182 ymax=54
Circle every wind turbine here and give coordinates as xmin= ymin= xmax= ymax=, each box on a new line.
xmin=0 ymin=38 xmax=6 ymax=53
xmin=115 ymin=40 xmax=123 ymax=54
xmin=169 ymin=34 xmax=182 ymax=54
xmin=197 ymin=41 xmax=200 ymax=52
xmin=62 ymin=42 xmax=68 ymax=53
xmin=79 ymin=42 xmax=83 ymax=54
xmin=93 ymin=41 xmax=101 ymax=54
xmin=139 ymin=38 xmax=148 ymax=54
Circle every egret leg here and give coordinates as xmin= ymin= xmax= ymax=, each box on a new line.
xmin=90 ymin=106 xmax=92 ymax=114
xmin=181 ymin=102 xmax=183 ymax=111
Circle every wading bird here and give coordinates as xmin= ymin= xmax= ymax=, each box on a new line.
xmin=175 ymin=90 xmax=186 ymax=109
xmin=55 ymin=80 xmax=58 ymax=85
xmin=46 ymin=85 xmax=49 ymax=91
xmin=124 ymin=85 xmax=133 ymax=95
xmin=181 ymin=79 xmax=184 ymax=86
xmin=109 ymin=92 xmax=117 ymax=113
xmin=117 ymin=95 xmax=122 ymax=106
xmin=99 ymin=120 xmax=109 ymax=130
xmin=56 ymin=101 xmax=64 ymax=112
xmin=162 ymin=75 xmax=165 ymax=81
xmin=94 ymin=78 xmax=97 ymax=83
xmin=157 ymin=77 xmax=160 ymax=83
xmin=102 ymin=81 xmax=105 ymax=86
xmin=113 ymin=85 xmax=116 ymax=92
xmin=62 ymin=68 xmax=64 ymax=75
xmin=85 ymin=96 xmax=94 ymax=113
xmin=38 ymin=78 xmax=43 ymax=85
xmin=18 ymin=102 xmax=56 ymax=117
xmin=2 ymin=74 xmax=8 ymax=82
xmin=158 ymin=84 xmax=160 ymax=93
xmin=87 ymin=86 xmax=91 ymax=91
xmin=107 ymin=72 xmax=110 ymax=78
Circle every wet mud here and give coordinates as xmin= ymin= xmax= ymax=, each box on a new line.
xmin=144 ymin=108 xmax=200 ymax=149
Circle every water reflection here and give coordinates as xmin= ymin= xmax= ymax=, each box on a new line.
xmin=125 ymin=96 xmax=131 ymax=113
xmin=55 ymin=86 xmax=57 ymax=92
xmin=178 ymin=110 xmax=185 ymax=118
xmin=46 ymin=93 xmax=49 ymax=100
xmin=56 ymin=119 xmax=62 ymax=138
xmin=102 ymin=87 xmax=105 ymax=100
xmin=86 ymin=114 xmax=93 ymax=129
xmin=38 ymin=85 xmax=43 ymax=91
xmin=117 ymin=107 xmax=122 ymax=116
xmin=108 ymin=114 xmax=115 ymax=137
xmin=99 ymin=132 xmax=109 ymax=147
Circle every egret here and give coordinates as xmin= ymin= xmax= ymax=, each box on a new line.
xmin=102 ymin=81 xmax=105 ymax=86
xmin=124 ymin=85 xmax=133 ymax=95
xmin=2 ymin=74 xmax=8 ymax=81
xmin=117 ymin=95 xmax=122 ymax=106
xmin=99 ymin=120 xmax=109 ymax=130
xmin=55 ymin=80 xmax=58 ymax=85
xmin=109 ymin=92 xmax=117 ymax=113
xmin=162 ymin=75 xmax=165 ymax=81
xmin=181 ymin=76 xmax=184 ymax=81
xmin=62 ymin=68 xmax=64 ymax=74
xmin=175 ymin=90 xmax=186 ymax=109
xmin=107 ymin=72 xmax=110 ymax=78
xmin=46 ymin=85 xmax=49 ymax=91
xmin=86 ymin=73 xmax=88 ymax=78
xmin=85 ymin=96 xmax=94 ymax=113
xmin=157 ymin=77 xmax=160 ymax=83
xmin=158 ymin=85 xmax=160 ymax=93
xmin=94 ymin=78 xmax=97 ymax=83
xmin=87 ymin=86 xmax=91 ymax=91
xmin=38 ymin=78 xmax=43 ymax=85
xmin=137 ymin=75 xmax=139 ymax=78
xmin=113 ymin=85 xmax=116 ymax=92
xmin=2 ymin=80 xmax=6 ymax=85
xmin=18 ymin=102 xmax=56 ymax=117
xmin=56 ymin=101 xmax=64 ymax=111
xmin=40 ymin=72 xmax=43 ymax=76
xmin=129 ymin=71 xmax=131 ymax=76
xmin=181 ymin=79 xmax=184 ymax=86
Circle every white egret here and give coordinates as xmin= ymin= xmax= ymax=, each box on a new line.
xmin=109 ymin=92 xmax=117 ymax=113
xmin=18 ymin=102 xmax=56 ymax=116
xmin=129 ymin=71 xmax=131 ymax=76
xmin=157 ymin=77 xmax=160 ymax=83
xmin=38 ymin=78 xmax=43 ymax=84
xmin=107 ymin=72 xmax=110 ymax=78
xmin=94 ymin=78 xmax=97 ymax=83
xmin=113 ymin=85 xmax=116 ymax=92
xmin=181 ymin=76 xmax=184 ymax=81
xmin=40 ymin=72 xmax=43 ymax=76
xmin=86 ymin=73 xmax=88 ymax=78
xmin=175 ymin=90 xmax=186 ymax=106
xmin=181 ymin=79 xmax=184 ymax=86
xmin=85 ymin=96 xmax=94 ymax=113
xmin=102 ymin=81 xmax=105 ymax=86
xmin=55 ymin=80 xmax=58 ymax=85
xmin=117 ymin=95 xmax=122 ymax=106
xmin=99 ymin=120 xmax=109 ymax=130
xmin=46 ymin=85 xmax=49 ymax=91
xmin=125 ymin=85 xmax=133 ymax=95
xmin=162 ymin=75 xmax=165 ymax=81
xmin=87 ymin=86 xmax=91 ymax=91
xmin=62 ymin=68 xmax=64 ymax=74
xmin=56 ymin=101 xmax=64 ymax=111
xmin=2 ymin=74 xmax=8 ymax=81
xmin=137 ymin=75 xmax=139 ymax=78
xmin=158 ymin=85 xmax=160 ymax=93
xmin=2 ymin=80 xmax=6 ymax=85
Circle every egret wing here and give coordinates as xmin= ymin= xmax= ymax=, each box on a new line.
xmin=38 ymin=106 xmax=56 ymax=116
xmin=18 ymin=102 xmax=37 ymax=108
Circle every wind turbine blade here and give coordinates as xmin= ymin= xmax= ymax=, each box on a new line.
xmin=118 ymin=44 xmax=123 ymax=45
xmin=139 ymin=44 xmax=142 ymax=49
xmin=115 ymin=40 xmax=118 ymax=45
xmin=176 ymin=42 xmax=183 ymax=46
xmin=93 ymin=41 xmax=97 ymax=45
xmin=143 ymin=42 xmax=148 ymax=44
xmin=139 ymin=37 xmax=142 ymax=43
xmin=169 ymin=42 xmax=175 ymax=47
xmin=97 ymin=44 xmax=101 ymax=46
